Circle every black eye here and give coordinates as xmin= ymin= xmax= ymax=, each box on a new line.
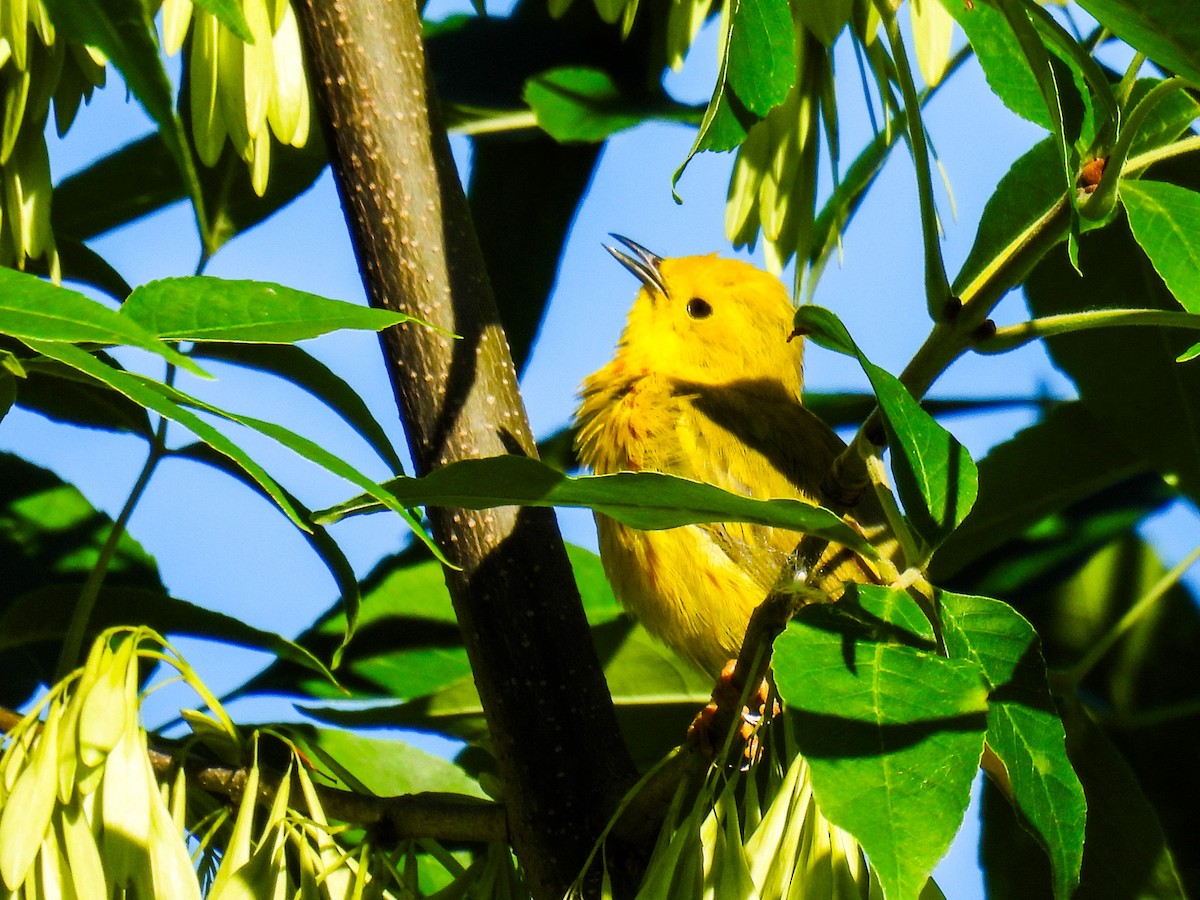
xmin=686 ymin=297 xmax=713 ymax=319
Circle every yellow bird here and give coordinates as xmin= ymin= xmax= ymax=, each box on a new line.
xmin=574 ymin=237 xmax=888 ymax=677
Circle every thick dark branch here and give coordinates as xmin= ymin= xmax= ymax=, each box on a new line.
xmin=292 ymin=1 xmax=636 ymax=896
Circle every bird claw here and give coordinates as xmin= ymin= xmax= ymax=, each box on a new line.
xmin=686 ymin=660 xmax=777 ymax=765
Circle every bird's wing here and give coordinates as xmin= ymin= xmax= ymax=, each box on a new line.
xmin=672 ymin=377 xmax=889 ymax=593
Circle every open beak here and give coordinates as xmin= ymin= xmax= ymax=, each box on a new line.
xmin=605 ymin=234 xmax=668 ymax=297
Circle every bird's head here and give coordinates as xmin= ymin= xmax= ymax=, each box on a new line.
xmin=606 ymin=236 xmax=804 ymax=395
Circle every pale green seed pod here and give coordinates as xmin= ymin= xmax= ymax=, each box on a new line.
xmin=162 ymin=0 xmax=194 ymax=57
xmin=266 ymin=2 xmax=309 ymax=146
xmin=910 ymin=0 xmax=954 ymax=87
xmin=241 ymin=0 xmax=275 ymax=141
xmin=191 ymin=11 xmax=228 ymax=167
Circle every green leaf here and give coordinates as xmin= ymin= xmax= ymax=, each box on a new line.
xmin=190 ymin=342 xmax=405 ymax=474
xmin=931 ymin=402 xmax=1148 ymax=581
xmin=672 ymin=0 xmax=758 ymax=193
xmin=0 ymin=586 xmax=337 ymax=686
xmin=981 ymin=707 xmax=1186 ymax=899
xmin=941 ymin=591 xmax=1084 ymax=899
xmin=726 ymin=0 xmax=796 ymax=116
xmin=1122 ymin=181 xmax=1200 ymax=313
xmin=1025 ymin=215 xmax=1200 ymax=505
xmin=955 ymin=138 xmax=1067 ymax=299
xmin=935 ymin=0 xmax=1056 ymax=132
xmin=285 ymin=726 xmax=488 ymax=798
xmin=1075 ymin=0 xmax=1200 ymax=86
xmin=773 ymin=593 xmax=989 ymax=900
xmin=314 ymin=455 xmax=876 ymax=558
xmin=956 ymin=79 xmax=1197 ymax=301
xmin=121 ymin=277 xmax=414 ymax=343
xmin=20 ymin=340 xmax=307 ymax=531
xmin=794 ymin=306 xmax=978 ymax=549
xmin=523 ymin=68 xmax=622 ymax=142
xmin=0 ymin=268 xmax=206 ymax=376
xmin=523 ymin=67 xmax=694 ymax=142
xmin=303 ymin=618 xmax=710 ymax=763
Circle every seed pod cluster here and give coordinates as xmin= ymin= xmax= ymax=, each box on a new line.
xmin=724 ymin=0 xmax=955 ymax=281
xmin=163 ymin=0 xmax=312 ymax=197
xmin=632 ymin=754 xmax=878 ymax=898
xmin=0 ymin=629 xmax=203 ymax=898
xmin=0 ymin=0 xmax=105 ymax=275
xmin=0 ymin=627 xmax=523 ymax=898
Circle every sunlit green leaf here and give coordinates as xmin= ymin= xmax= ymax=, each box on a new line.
xmin=672 ymin=0 xmax=758 ymax=191
xmin=314 ymin=455 xmax=875 ymax=557
xmin=1122 ymin=180 xmax=1200 ymax=313
xmin=941 ymin=591 xmax=1084 ymax=899
xmin=726 ymin=0 xmax=795 ymax=115
xmin=774 ymin=592 xmax=988 ymax=900
xmin=524 ymin=67 xmax=696 ymax=142
xmin=1075 ymin=0 xmax=1200 ymax=85
xmin=0 ymin=268 xmax=205 ymax=376
xmin=794 ymin=306 xmax=978 ymax=549
xmin=122 ymin=277 xmax=413 ymax=343
xmin=285 ymin=726 xmax=487 ymax=798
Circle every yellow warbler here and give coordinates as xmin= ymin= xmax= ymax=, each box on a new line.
xmin=574 ymin=237 xmax=887 ymax=677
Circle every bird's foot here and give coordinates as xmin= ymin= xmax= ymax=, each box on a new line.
xmin=687 ymin=660 xmax=778 ymax=765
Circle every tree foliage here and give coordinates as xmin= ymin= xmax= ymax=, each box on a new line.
xmin=1 ymin=0 xmax=1199 ymax=897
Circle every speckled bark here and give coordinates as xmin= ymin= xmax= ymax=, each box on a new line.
xmin=294 ymin=1 xmax=636 ymax=896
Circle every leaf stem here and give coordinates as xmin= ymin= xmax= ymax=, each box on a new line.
xmin=872 ymin=0 xmax=952 ymax=320
xmin=1115 ymin=51 xmax=1147 ymax=108
xmin=54 ymin=415 xmax=169 ymax=681
xmin=1082 ymin=76 xmax=1189 ymax=220
xmin=1125 ymin=134 xmax=1200 ymax=175
xmin=862 ymin=445 xmax=922 ymax=570
xmin=976 ymin=308 xmax=1200 ymax=353
xmin=1060 ymin=541 xmax=1200 ymax=688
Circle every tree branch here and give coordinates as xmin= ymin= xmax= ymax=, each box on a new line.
xmin=291 ymin=1 xmax=637 ymax=896
xmin=0 ymin=705 xmax=507 ymax=843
